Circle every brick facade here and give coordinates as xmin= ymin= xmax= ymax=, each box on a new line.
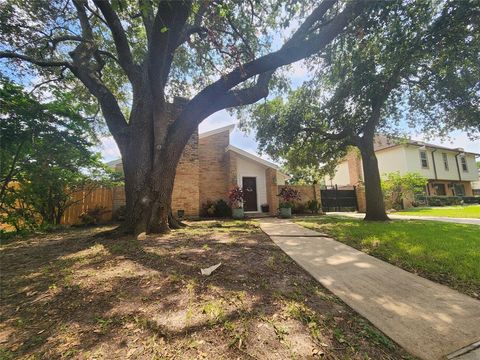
xmin=346 ymin=149 xmax=363 ymax=185
xmin=171 ymin=130 xmax=200 ymax=216
xmin=198 ymin=131 xmax=230 ymax=205
xmin=108 ymin=126 xmax=284 ymax=218
xmin=277 ymin=184 xmax=322 ymax=212
xmin=266 ymin=168 xmax=278 ymax=215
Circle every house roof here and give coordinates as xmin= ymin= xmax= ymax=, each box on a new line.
xmin=226 ymin=145 xmax=279 ymax=170
xmin=374 ymin=134 xmax=480 ymax=156
xmin=199 ymin=124 xmax=235 ymax=139
xmin=106 ymin=158 xmax=122 ymax=167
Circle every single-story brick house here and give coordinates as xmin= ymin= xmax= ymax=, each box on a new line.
xmin=108 ymin=124 xmax=288 ymax=217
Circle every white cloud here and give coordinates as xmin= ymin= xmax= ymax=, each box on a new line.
xmin=97 ymin=136 xmax=121 ymax=162
xmin=290 ymin=60 xmax=309 ymax=79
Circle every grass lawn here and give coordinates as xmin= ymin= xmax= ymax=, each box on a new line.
xmin=396 ymin=204 xmax=480 ymax=218
xmin=295 ymin=216 xmax=480 ymax=299
xmin=0 ymin=220 xmax=413 ymax=359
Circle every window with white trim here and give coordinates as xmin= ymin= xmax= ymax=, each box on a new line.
xmin=442 ymin=153 xmax=449 ymax=171
xmin=419 ymin=150 xmax=428 ymax=169
xmin=460 ymin=156 xmax=468 ymax=172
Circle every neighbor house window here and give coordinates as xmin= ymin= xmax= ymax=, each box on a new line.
xmin=419 ymin=150 xmax=428 ymax=168
xmin=433 ymin=183 xmax=446 ymax=196
xmin=442 ymin=153 xmax=449 ymax=171
xmin=453 ymin=184 xmax=465 ymax=196
xmin=460 ymin=156 xmax=468 ymax=172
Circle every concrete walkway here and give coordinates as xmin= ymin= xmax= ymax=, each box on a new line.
xmin=328 ymin=211 xmax=480 ymax=225
xmin=259 ymin=218 xmax=480 ymax=360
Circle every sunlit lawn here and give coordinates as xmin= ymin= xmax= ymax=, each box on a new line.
xmin=295 ymin=216 xmax=480 ymax=298
xmin=396 ymin=205 xmax=480 ymax=218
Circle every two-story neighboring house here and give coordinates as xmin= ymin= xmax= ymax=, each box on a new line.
xmin=324 ymin=135 xmax=479 ymax=196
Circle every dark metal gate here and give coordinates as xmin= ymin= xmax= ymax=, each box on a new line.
xmin=321 ymin=185 xmax=358 ymax=212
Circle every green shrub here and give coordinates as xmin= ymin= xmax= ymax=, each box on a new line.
xmin=307 ymin=199 xmax=321 ymax=213
xmin=425 ymin=196 xmax=463 ymax=206
xmin=201 ymin=199 xmax=232 ymax=218
xmin=292 ymin=202 xmax=306 ymax=214
xmin=201 ymin=200 xmax=216 ymax=217
xmin=214 ymin=199 xmax=232 ymax=218
xmin=462 ymin=197 xmax=480 ymax=204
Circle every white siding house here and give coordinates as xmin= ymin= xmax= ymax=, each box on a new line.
xmin=325 ymin=135 xmax=479 ymax=196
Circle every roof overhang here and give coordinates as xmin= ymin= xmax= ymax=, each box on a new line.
xmin=199 ymin=124 xmax=235 ymax=139
xmin=226 ymin=145 xmax=279 ymax=170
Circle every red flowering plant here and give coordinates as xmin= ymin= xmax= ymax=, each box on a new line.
xmin=228 ymin=186 xmax=244 ymax=209
xmin=277 ymin=187 xmax=301 ymax=209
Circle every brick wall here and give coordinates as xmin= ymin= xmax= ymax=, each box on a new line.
xmin=266 ymin=168 xmax=278 ymax=214
xmin=355 ymin=185 xmax=366 ymax=212
xmin=346 ymin=149 xmax=363 ymax=184
xmin=199 ymin=131 xmax=230 ymax=206
xmin=277 ymin=184 xmax=321 ymax=211
xmin=171 ymin=130 xmax=200 ymax=216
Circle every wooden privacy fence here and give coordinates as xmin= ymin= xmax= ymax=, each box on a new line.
xmin=61 ymin=187 xmax=113 ymax=225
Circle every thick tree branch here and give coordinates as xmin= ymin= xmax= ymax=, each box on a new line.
xmin=93 ymin=0 xmax=139 ymax=83
xmin=139 ymin=0 xmax=154 ymax=41
xmin=148 ymin=1 xmax=191 ymax=94
xmin=177 ymin=0 xmax=367 ymax=136
xmin=163 ymin=0 xmax=368 ymax=167
xmin=0 ymin=51 xmax=71 ymax=68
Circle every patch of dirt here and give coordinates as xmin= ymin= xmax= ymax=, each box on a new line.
xmin=0 ymin=220 xmax=415 ymax=359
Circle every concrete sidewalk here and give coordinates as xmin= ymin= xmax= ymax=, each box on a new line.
xmin=259 ymin=218 xmax=480 ymax=360
xmin=328 ymin=211 xmax=480 ymax=225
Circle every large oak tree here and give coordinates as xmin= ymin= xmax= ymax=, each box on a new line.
xmin=1 ymin=0 xmax=369 ymax=234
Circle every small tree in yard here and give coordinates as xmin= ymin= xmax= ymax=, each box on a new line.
xmin=244 ymin=0 xmax=479 ymax=221
xmin=0 ymin=79 xmax=113 ymax=232
xmin=0 ymin=0 xmax=370 ymax=234
xmin=381 ymin=172 xmax=428 ymax=210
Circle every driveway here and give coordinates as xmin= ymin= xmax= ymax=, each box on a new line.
xmin=328 ymin=211 xmax=480 ymax=225
xmin=259 ymin=218 xmax=480 ymax=360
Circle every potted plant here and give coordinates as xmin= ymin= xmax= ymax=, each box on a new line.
xmin=229 ymin=186 xmax=245 ymax=219
xmin=260 ymin=203 xmax=269 ymax=213
xmin=277 ymin=187 xmax=301 ymax=218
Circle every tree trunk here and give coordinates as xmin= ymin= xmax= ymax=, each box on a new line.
xmin=358 ymin=139 xmax=389 ymax=221
xmin=119 ymin=101 xmax=187 ymax=236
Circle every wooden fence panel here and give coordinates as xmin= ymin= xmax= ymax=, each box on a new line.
xmin=61 ymin=187 xmax=113 ymax=225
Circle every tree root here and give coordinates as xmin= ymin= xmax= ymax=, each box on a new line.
xmin=168 ymin=211 xmax=186 ymax=229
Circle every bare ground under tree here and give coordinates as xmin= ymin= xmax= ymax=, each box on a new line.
xmin=0 ymin=221 xmax=414 ymax=359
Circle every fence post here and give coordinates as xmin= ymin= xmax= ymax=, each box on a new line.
xmin=354 ymin=185 xmax=359 ymax=211
xmin=335 ymin=184 xmax=339 ymax=211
